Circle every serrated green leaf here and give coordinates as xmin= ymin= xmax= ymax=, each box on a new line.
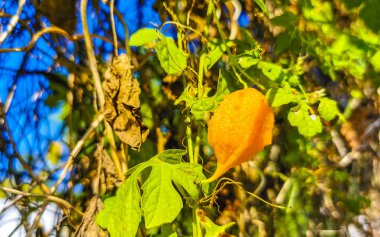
xmin=318 ymin=98 xmax=340 ymax=121
xmin=259 ymin=62 xmax=282 ymax=80
xmin=142 ymin=166 xmax=183 ymax=229
xmin=288 ymin=105 xmax=322 ymax=137
xmin=172 ymin=163 xmax=209 ymax=199
xmin=156 ymin=37 xmax=188 ymax=74
xmin=268 ymin=87 xmax=298 ymax=107
xmin=97 ymin=175 xmax=142 ymax=237
xmin=253 ymin=0 xmax=269 ymax=16
xmin=129 ymin=28 xmax=159 ymax=46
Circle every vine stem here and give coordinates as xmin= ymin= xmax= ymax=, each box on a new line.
xmin=186 ymin=116 xmax=194 ymax=164
xmin=50 ymin=113 xmax=104 ymax=194
xmin=198 ymin=55 xmax=205 ymax=98
xmin=109 ymin=0 xmax=118 ymax=56
xmin=80 ymin=0 xmax=105 ymax=108
xmin=193 ymin=125 xmax=202 ymax=165
xmin=81 ymin=0 xmax=125 ymax=180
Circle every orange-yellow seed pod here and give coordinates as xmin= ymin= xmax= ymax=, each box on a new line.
xmin=205 ymin=88 xmax=274 ymax=183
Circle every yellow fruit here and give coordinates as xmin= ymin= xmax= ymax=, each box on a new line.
xmin=205 ymin=88 xmax=274 ymax=183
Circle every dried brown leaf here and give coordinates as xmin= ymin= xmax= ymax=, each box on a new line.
xmin=101 ymin=150 xmax=122 ymax=192
xmin=75 ymin=197 xmax=108 ymax=237
xmin=103 ymin=54 xmax=149 ymax=150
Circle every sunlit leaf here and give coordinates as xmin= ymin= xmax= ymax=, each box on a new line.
xmin=142 ymin=166 xmax=183 ymax=229
xmin=198 ymin=214 xmax=235 ymax=237
xmin=203 ymin=40 xmax=229 ymax=70
xmin=288 ymin=104 xmax=322 ymax=137
xmin=370 ymin=51 xmax=380 ymax=72
xmin=156 ymin=37 xmax=188 ymax=74
xmin=267 ymin=87 xmax=298 ymax=107
xmin=129 ymin=28 xmax=159 ymax=46
xmin=97 ymin=174 xmax=142 ymax=237
xmin=318 ymin=98 xmax=340 ymax=121
xmin=238 ymin=56 xmax=259 ymax=69
xmin=259 ymin=62 xmax=282 ymax=80
xmin=175 ymin=69 xmax=237 ymax=120
xmin=253 ymin=0 xmax=269 ymax=16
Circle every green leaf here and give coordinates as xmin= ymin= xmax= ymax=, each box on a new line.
xmin=288 ymin=104 xmax=322 ymax=137
xmin=238 ymin=56 xmax=259 ymax=69
xmin=203 ymin=40 xmax=229 ymax=70
xmin=98 ymin=150 xmax=207 ymax=235
xmin=129 ymin=28 xmax=159 ymax=46
xmin=155 ymin=224 xmax=178 ymax=237
xmin=142 ymin=166 xmax=183 ymax=229
xmin=271 ymin=12 xmax=298 ymax=27
xmin=175 ymin=69 xmax=237 ymax=120
xmin=171 ymin=163 xmax=209 ymax=199
xmin=267 ymin=87 xmax=298 ymax=107
xmin=97 ymin=174 xmax=142 ymax=237
xmin=156 ymin=149 xmax=187 ymax=164
xmin=156 ymin=37 xmax=188 ymax=74
xmin=360 ymin=1 xmax=380 ymax=33
xmin=253 ymin=0 xmax=269 ymax=16
xmin=259 ymin=62 xmax=282 ymax=80
xmin=370 ymin=51 xmax=380 ymax=72
xmin=318 ymin=98 xmax=340 ymax=121
xmin=198 ymin=215 xmax=235 ymax=237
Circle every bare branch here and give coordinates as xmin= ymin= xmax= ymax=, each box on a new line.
xmin=49 ymin=113 xmax=104 ymax=194
xmin=0 ymin=0 xmax=26 ymax=45
xmin=0 ymin=186 xmax=83 ymax=215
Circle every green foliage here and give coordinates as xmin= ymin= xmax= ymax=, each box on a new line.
xmin=97 ymin=150 xmax=207 ymax=235
xmin=318 ymin=98 xmax=340 ymax=121
xmin=97 ymin=173 xmax=142 ymax=237
xmin=156 ymin=36 xmax=188 ymax=74
xmin=175 ymin=69 xmax=236 ymax=120
xmin=288 ymin=103 xmax=322 ymax=137
xmin=267 ymin=87 xmax=297 ymax=107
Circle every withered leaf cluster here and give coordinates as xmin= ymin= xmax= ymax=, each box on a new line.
xmin=103 ymin=54 xmax=149 ymax=150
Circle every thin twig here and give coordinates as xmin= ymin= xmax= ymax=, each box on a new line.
xmin=0 ymin=0 xmax=26 ymax=45
xmin=2 ymin=106 xmax=37 ymax=178
xmin=0 ymin=187 xmax=83 ymax=215
xmin=49 ymin=113 xmax=104 ymax=194
xmin=109 ymin=0 xmax=118 ymax=56
xmin=4 ymin=85 xmax=16 ymax=113
xmin=80 ymin=0 xmax=105 ymax=108
xmin=113 ymin=8 xmax=130 ymax=55
xmin=80 ymin=0 xmax=125 ymax=181
xmin=0 ymin=26 xmax=122 ymax=53
xmin=0 ymin=13 xmax=33 ymax=42
xmin=27 ymin=202 xmax=48 ymax=236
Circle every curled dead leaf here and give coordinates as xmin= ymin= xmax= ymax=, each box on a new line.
xmin=103 ymin=54 xmax=149 ymax=150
